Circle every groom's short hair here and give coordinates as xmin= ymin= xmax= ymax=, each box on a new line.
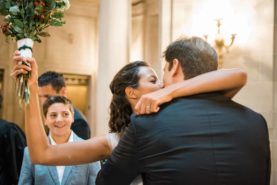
xmin=164 ymin=36 xmax=218 ymax=79
xmin=38 ymin=71 xmax=66 ymax=93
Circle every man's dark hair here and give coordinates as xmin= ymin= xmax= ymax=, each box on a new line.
xmin=164 ymin=36 xmax=218 ymax=79
xmin=38 ymin=71 xmax=66 ymax=93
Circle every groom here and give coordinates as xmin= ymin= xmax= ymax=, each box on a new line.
xmin=96 ymin=37 xmax=270 ymax=185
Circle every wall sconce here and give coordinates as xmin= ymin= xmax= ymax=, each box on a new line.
xmin=204 ymin=19 xmax=236 ymax=68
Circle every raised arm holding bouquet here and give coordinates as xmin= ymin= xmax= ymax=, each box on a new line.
xmin=0 ymin=0 xmax=70 ymax=104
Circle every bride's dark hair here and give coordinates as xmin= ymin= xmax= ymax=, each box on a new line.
xmin=109 ymin=61 xmax=149 ymax=134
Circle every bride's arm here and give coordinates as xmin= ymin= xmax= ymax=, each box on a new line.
xmin=170 ymin=68 xmax=246 ymax=99
xmin=27 ymin=82 xmax=111 ymax=165
xmin=135 ymin=68 xmax=247 ymax=114
xmin=12 ymin=52 xmax=111 ymax=165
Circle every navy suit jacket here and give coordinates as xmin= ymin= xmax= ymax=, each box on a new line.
xmin=0 ymin=120 xmax=26 ymax=185
xmin=19 ymin=133 xmax=100 ymax=185
xmin=72 ymin=108 xmax=91 ymax=140
xmin=96 ymin=93 xmax=271 ymax=185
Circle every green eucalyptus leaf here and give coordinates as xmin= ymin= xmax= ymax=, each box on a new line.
xmin=13 ymin=19 xmax=24 ymax=28
xmin=4 ymin=2 xmax=11 ymax=10
xmin=20 ymin=8 xmax=24 ymax=16
xmin=52 ymin=11 xmax=63 ymax=18
xmin=0 ymin=5 xmax=8 ymax=15
xmin=35 ymin=4 xmax=43 ymax=13
xmin=49 ymin=20 xmax=63 ymax=26
xmin=28 ymin=2 xmax=34 ymax=9
xmin=13 ymin=26 xmax=23 ymax=33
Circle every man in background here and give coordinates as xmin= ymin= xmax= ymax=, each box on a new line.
xmin=38 ymin=71 xmax=91 ymax=139
xmin=0 ymin=119 xmax=26 ymax=185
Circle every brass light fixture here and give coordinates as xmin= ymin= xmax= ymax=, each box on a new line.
xmin=204 ymin=19 xmax=236 ymax=68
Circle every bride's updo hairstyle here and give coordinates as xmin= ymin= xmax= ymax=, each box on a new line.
xmin=109 ymin=61 xmax=148 ymax=134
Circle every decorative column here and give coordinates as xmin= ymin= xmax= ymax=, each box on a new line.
xmin=159 ymin=0 xmax=172 ymax=56
xmin=157 ymin=0 xmax=173 ymax=76
xmin=95 ymin=0 xmax=130 ymax=135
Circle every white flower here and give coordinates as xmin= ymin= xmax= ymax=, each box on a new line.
xmin=9 ymin=5 xmax=20 ymax=15
xmin=56 ymin=0 xmax=70 ymax=11
xmin=5 ymin=14 xmax=11 ymax=20
xmin=63 ymin=0 xmax=70 ymax=10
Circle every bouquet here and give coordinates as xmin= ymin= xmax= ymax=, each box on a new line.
xmin=0 ymin=0 xmax=70 ymax=104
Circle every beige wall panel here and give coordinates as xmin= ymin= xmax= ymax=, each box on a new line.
xmin=40 ymin=15 xmax=97 ymax=75
xmin=170 ymin=0 xmax=274 ymax=127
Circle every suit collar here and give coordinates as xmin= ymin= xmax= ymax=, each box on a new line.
xmin=48 ymin=166 xmax=60 ymax=185
xmin=61 ymin=166 xmax=73 ymax=185
xmin=47 ymin=164 xmax=74 ymax=185
xmin=174 ymin=92 xmax=227 ymax=101
xmin=49 ymin=131 xmax=74 ymax=145
xmin=61 ymin=133 xmax=81 ymax=185
xmin=47 ymin=132 xmax=81 ymax=185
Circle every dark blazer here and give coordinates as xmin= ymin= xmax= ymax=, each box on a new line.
xmin=71 ymin=108 xmax=91 ymax=140
xmin=96 ymin=93 xmax=271 ymax=185
xmin=0 ymin=120 xmax=26 ymax=185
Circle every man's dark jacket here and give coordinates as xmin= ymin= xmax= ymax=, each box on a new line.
xmin=71 ymin=108 xmax=91 ymax=140
xmin=96 ymin=93 xmax=271 ymax=185
xmin=0 ymin=120 xmax=26 ymax=185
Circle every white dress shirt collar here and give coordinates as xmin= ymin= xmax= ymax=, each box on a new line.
xmin=49 ymin=131 xmax=74 ymax=184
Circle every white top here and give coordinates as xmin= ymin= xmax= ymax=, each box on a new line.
xmin=106 ymin=132 xmax=120 ymax=149
xmin=49 ymin=132 xmax=74 ymax=184
xmin=106 ymin=133 xmax=143 ymax=185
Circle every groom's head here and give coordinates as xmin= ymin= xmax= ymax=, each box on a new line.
xmin=162 ymin=36 xmax=218 ymax=86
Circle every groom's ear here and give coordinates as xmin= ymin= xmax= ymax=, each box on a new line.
xmin=125 ymin=86 xmax=138 ymax=99
xmin=170 ymin=59 xmax=185 ymax=80
xmin=170 ymin=59 xmax=180 ymax=76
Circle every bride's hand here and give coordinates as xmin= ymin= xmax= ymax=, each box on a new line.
xmin=134 ymin=88 xmax=173 ymax=115
xmin=10 ymin=50 xmax=38 ymax=87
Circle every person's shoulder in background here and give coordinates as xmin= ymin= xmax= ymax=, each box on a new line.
xmin=0 ymin=119 xmax=26 ymax=185
xmin=72 ymin=108 xmax=91 ymax=139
